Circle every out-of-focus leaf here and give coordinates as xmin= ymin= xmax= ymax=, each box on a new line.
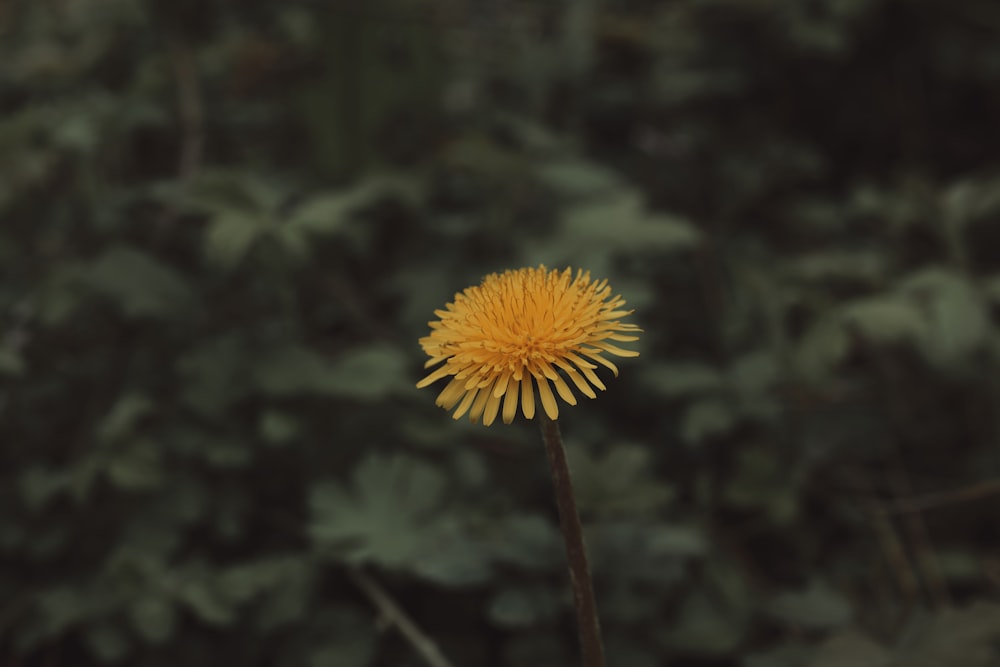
xmin=0 ymin=343 xmax=26 ymax=376
xmin=744 ymin=643 xmax=815 ymax=667
xmin=897 ymin=267 xmax=990 ymax=367
xmin=681 ymin=398 xmax=736 ymax=445
xmin=128 ymin=595 xmax=176 ymax=644
xmin=536 ymin=159 xmax=622 ymax=199
xmin=892 ymin=602 xmax=1000 ymax=667
xmin=728 ymin=350 xmax=779 ymax=396
xmin=80 ymin=246 xmax=193 ymax=318
xmin=638 ymin=361 xmax=724 ymax=398
xmin=175 ymin=580 xmax=235 ymax=626
xmin=306 ymin=608 xmax=377 ymax=667
xmin=251 ymin=343 xmax=408 ymax=399
xmin=84 ymin=621 xmax=132 ymax=664
xmin=590 ymin=520 xmax=705 ymax=585
xmin=560 ymin=192 xmax=700 ymax=254
xmin=661 ymin=591 xmax=747 ymax=656
xmin=251 ymin=346 xmax=333 ymax=396
xmin=324 ymin=343 xmax=410 ymax=399
xmin=97 ymin=393 xmax=153 ymax=443
xmin=840 ymin=297 xmax=926 ymax=344
xmin=488 ymin=586 xmax=563 ymax=628
xmin=310 ymin=453 xmax=447 ymax=568
xmin=569 ymin=444 xmax=674 ymax=517
xmin=106 ymin=439 xmax=163 ymax=491
xmin=19 ymin=467 xmax=72 ymax=511
xmin=806 ymin=631 xmax=892 ymax=667
xmin=484 ymin=514 xmax=562 ymax=571
xmin=258 ymin=410 xmax=301 ymax=445
xmin=767 ymin=581 xmax=853 ymax=631
xmin=794 ymin=316 xmax=850 ymax=381
xmin=724 ymin=447 xmax=799 ymax=524
xmin=786 ymin=249 xmax=887 ymax=284
xmin=203 ymin=212 xmax=269 ymax=270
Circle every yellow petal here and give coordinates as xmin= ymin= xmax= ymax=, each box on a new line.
xmin=452 ymin=387 xmax=479 ymax=420
xmin=502 ymin=378 xmax=520 ymax=423
xmin=483 ymin=392 xmax=502 ymax=426
xmin=580 ymin=349 xmax=620 ymax=376
xmin=468 ymin=385 xmax=493 ymax=423
xmin=493 ymin=369 xmax=512 ymax=398
xmin=554 ymin=360 xmax=597 ymax=399
xmin=436 ymin=377 xmax=467 ymax=409
xmin=564 ymin=352 xmax=606 ymax=390
xmin=591 ymin=342 xmax=640 ymax=357
xmin=535 ymin=376 xmax=559 ymax=420
xmin=521 ymin=374 xmax=535 ymax=420
xmin=416 ymin=364 xmax=453 ymax=389
xmin=550 ymin=372 xmax=577 ymax=405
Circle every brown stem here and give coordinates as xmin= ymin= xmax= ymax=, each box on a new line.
xmin=348 ymin=567 xmax=455 ymax=667
xmin=540 ymin=416 xmax=605 ymax=667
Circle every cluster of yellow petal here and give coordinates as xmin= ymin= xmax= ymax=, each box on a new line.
xmin=416 ymin=266 xmax=641 ymax=425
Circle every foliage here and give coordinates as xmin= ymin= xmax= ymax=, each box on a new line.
xmin=4 ymin=0 xmax=1000 ymax=665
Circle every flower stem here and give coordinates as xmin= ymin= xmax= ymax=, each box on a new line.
xmin=539 ymin=416 xmax=605 ymax=667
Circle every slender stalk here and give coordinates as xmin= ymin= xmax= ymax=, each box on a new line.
xmin=539 ymin=416 xmax=605 ymax=667
xmin=349 ymin=567 xmax=455 ymax=667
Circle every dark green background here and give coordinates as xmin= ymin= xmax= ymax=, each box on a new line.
xmin=4 ymin=0 xmax=1000 ymax=665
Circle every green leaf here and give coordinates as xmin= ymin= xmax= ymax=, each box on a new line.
xmin=794 ymin=316 xmax=850 ymax=382
xmin=106 ymin=439 xmax=163 ymax=491
xmin=19 ymin=467 xmax=72 ymax=510
xmin=307 ymin=608 xmax=377 ymax=667
xmin=324 ymin=343 xmax=410 ymax=400
xmin=310 ymin=453 xmax=448 ymax=568
xmin=560 ymin=192 xmax=701 ymax=254
xmin=203 ymin=212 xmax=269 ymax=270
xmin=728 ymin=350 xmax=779 ymax=396
xmin=890 ymin=602 xmax=1000 ymax=667
xmin=258 ymin=410 xmax=301 ymax=446
xmin=744 ymin=643 xmax=814 ymax=667
xmin=81 ymin=246 xmax=193 ymax=318
xmin=806 ymin=631 xmax=891 ymax=667
xmin=484 ymin=514 xmax=562 ymax=570
xmin=96 ymin=393 xmax=153 ymax=443
xmin=638 ymin=361 xmax=724 ymax=398
xmin=84 ymin=621 xmax=132 ymax=664
xmin=252 ymin=343 xmax=408 ymax=399
xmin=488 ymin=586 xmax=562 ymax=628
xmin=724 ymin=447 xmax=799 ymax=524
xmin=285 ymin=192 xmax=358 ymax=235
xmin=661 ymin=591 xmax=747 ymax=656
xmin=536 ymin=159 xmax=622 ymax=199
xmin=569 ymin=444 xmax=675 ymax=517
xmin=897 ymin=267 xmax=990 ymax=367
xmin=128 ymin=595 xmax=176 ymax=644
xmin=840 ymin=297 xmax=926 ymax=344
xmin=251 ymin=345 xmax=334 ymax=396
xmin=590 ymin=521 xmax=706 ymax=582
xmin=681 ymin=398 xmax=736 ymax=445
xmin=766 ymin=581 xmax=853 ymax=630
xmin=786 ymin=249 xmax=887 ymax=284
xmin=0 ymin=342 xmax=25 ymax=376
xmin=175 ymin=580 xmax=235 ymax=626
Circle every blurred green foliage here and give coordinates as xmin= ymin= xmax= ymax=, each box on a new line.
xmin=4 ymin=0 xmax=1000 ymax=665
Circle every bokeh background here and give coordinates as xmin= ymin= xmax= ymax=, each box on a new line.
xmin=5 ymin=0 xmax=1000 ymax=665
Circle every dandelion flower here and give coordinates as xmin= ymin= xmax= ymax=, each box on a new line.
xmin=416 ymin=265 xmax=641 ymax=425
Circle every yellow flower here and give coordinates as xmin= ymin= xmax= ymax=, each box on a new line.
xmin=416 ymin=265 xmax=641 ymax=425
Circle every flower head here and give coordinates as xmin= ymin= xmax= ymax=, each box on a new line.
xmin=416 ymin=265 xmax=641 ymax=425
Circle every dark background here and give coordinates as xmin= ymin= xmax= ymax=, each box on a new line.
xmin=4 ymin=0 xmax=1000 ymax=665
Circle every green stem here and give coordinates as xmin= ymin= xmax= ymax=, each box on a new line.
xmin=540 ymin=416 xmax=606 ymax=667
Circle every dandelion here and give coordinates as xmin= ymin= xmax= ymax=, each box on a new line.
xmin=416 ymin=265 xmax=641 ymax=425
